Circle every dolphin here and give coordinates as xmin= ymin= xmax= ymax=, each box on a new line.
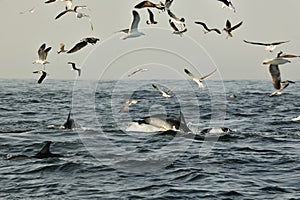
xmin=61 ymin=111 xmax=77 ymax=129
xmin=133 ymin=111 xmax=192 ymax=133
xmin=5 ymin=141 xmax=64 ymax=160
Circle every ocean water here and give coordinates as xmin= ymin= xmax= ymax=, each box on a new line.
xmin=0 ymin=79 xmax=300 ymax=199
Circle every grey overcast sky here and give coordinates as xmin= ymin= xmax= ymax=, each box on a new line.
xmin=1 ymin=0 xmax=300 ymax=80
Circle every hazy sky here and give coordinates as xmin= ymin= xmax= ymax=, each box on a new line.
xmin=1 ymin=0 xmax=300 ymax=80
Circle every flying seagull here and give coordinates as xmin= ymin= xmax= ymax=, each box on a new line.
xmin=121 ymin=10 xmax=145 ymax=40
xmin=55 ymin=5 xmax=93 ymax=30
xmin=184 ymin=68 xmax=217 ymax=88
xmin=119 ymin=100 xmax=139 ymax=112
xmin=33 ymin=70 xmax=47 ymax=84
xmin=57 ymin=43 xmax=67 ymax=54
xmin=55 ymin=5 xmax=89 ymax=19
xmin=262 ymin=57 xmax=291 ymax=89
xmin=223 ymin=19 xmax=243 ymax=38
xmin=167 ymin=9 xmax=185 ymax=23
xmin=146 ymin=9 xmax=158 ymax=25
xmin=194 ymin=21 xmax=221 ymax=34
xmin=128 ymin=68 xmax=148 ymax=77
xmin=152 ymin=84 xmax=175 ymax=98
xmin=243 ymin=40 xmax=290 ymax=52
xmin=67 ymin=62 xmax=81 ymax=76
xmin=33 ymin=43 xmax=52 ymax=66
xmin=269 ymin=82 xmax=291 ymax=97
xmin=67 ymin=37 xmax=99 ymax=54
xmin=134 ymin=1 xmax=165 ymax=10
xmin=20 ymin=7 xmax=36 ymax=14
xmin=169 ymin=19 xmax=187 ymax=36
xmin=217 ymin=0 xmax=236 ymax=12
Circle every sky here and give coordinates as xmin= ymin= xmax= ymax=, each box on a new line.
xmin=1 ymin=0 xmax=300 ymax=81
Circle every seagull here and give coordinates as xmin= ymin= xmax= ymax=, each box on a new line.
xmin=146 ymin=9 xmax=158 ymax=25
xmin=67 ymin=37 xmax=99 ymax=54
xmin=152 ymin=84 xmax=175 ymax=98
xmin=57 ymin=43 xmax=67 ymax=54
xmin=20 ymin=7 xmax=35 ymax=14
xmin=217 ymin=0 xmax=236 ymax=12
xmin=33 ymin=70 xmax=47 ymax=84
xmin=167 ymin=9 xmax=185 ymax=23
xmin=243 ymin=40 xmax=290 ymax=52
xmin=55 ymin=5 xmax=93 ymax=30
xmin=119 ymin=100 xmax=139 ymax=112
xmin=223 ymin=20 xmax=243 ymax=38
xmin=262 ymin=57 xmax=291 ymax=89
xmin=67 ymin=62 xmax=81 ymax=76
xmin=184 ymin=68 xmax=217 ymax=88
xmin=134 ymin=1 xmax=165 ymax=10
xmin=33 ymin=43 xmax=52 ymax=66
xmin=269 ymin=83 xmax=290 ymax=97
xmin=194 ymin=21 xmax=221 ymax=34
xmin=169 ymin=19 xmax=187 ymax=36
xmin=128 ymin=68 xmax=148 ymax=77
xmin=121 ymin=10 xmax=145 ymax=40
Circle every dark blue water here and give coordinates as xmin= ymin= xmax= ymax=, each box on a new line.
xmin=1 ymin=79 xmax=300 ymax=199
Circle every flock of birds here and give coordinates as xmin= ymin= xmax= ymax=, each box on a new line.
xmin=24 ymin=0 xmax=299 ymax=115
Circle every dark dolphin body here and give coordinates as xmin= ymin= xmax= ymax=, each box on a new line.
xmin=5 ymin=141 xmax=64 ymax=160
xmin=61 ymin=111 xmax=78 ymax=129
xmin=134 ymin=111 xmax=192 ymax=133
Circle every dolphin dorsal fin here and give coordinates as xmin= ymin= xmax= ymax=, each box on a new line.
xmin=179 ymin=111 xmax=192 ymax=133
xmin=35 ymin=141 xmax=52 ymax=157
xmin=67 ymin=111 xmax=71 ymax=122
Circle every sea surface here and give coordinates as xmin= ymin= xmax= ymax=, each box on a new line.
xmin=0 ymin=79 xmax=300 ymax=199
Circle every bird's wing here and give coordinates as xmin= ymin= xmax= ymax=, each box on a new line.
xmin=166 ymin=86 xmax=176 ymax=94
xmin=194 ymin=21 xmax=210 ymax=31
xmin=271 ymin=40 xmax=290 ymax=46
xmin=68 ymin=62 xmax=76 ymax=69
xmin=130 ymin=10 xmax=141 ymax=31
xmin=184 ymin=69 xmax=198 ymax=79
xmin=134 ymin=1 xmax=156 ymax=9
xmin=44 ymin=0 xmax=56 ymax=4
xmin=243 ymin=40 xmax=268 ymax=46
xmin=55 ymin=10 xmax=72 ymax=20
xmin=225 ymin=19 xmax=231 ymax=29
xmin=217 ymin=0 xmax=230 ymax=7
xmin=279 ymin=54 xmax=300 ymax=58
xmin=37 ymin=71 xmax=47 ymax=84
xmin=169 ymin=19 xmax=179 ymax=31
xmin=269 ymin=83 xmax=289 ymax=97
xmin=230 ymin=21 xmax=243 ymax=31
xmin=200 ymin=69 xmax=217 ymax=80
xmin=38 ymin=43 xmax=46 ymax=60
xmin=152 ymin=84 xmax=165 ymax=94
xmin=117 ymin=28 xmax=130 ymax=34
xmin=269 ymin=64 xmax=281 ymax=89
xmin=43 ymin=47 xmax=52 ymax=60
xmin=212 ymin=28 xmax=221 ymax=34
xmin=147 ymin=8 xmax=155 ymax=23
xmin=67 ymin=41 xmax=88 ymax=54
